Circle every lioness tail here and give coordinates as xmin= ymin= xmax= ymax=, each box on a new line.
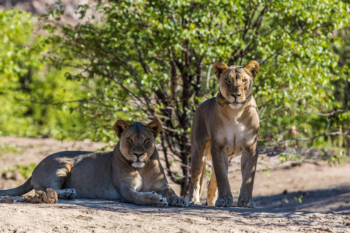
xmin=0 ymin=177 xmax=33 ymax=196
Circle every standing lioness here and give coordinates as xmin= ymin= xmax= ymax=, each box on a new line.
xmin=190 ymin=61 xmax=260 ymax=208
xmin=0 ymin=120 xmax=189 ymax=207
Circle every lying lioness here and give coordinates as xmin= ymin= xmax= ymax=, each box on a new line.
xmin=0 ymin=120 xmax=189 ymax=207
xmin=189 ymin=61 xmax=260 ymax=208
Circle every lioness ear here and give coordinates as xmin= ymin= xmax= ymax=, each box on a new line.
xmin=146 ymin=120 xmax=162 ymax=138
xmin=244 ymin=60 xmax=260 ymax=78
xmin=213 ymin=62 xmax=229 ymax=79
xmin=114 ymin=120 xmax=129 ymax=138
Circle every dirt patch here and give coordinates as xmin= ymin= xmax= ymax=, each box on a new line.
xmin=0 ymin=137 xmax=349 ymax=232
xmin=0 ymin=200 xmax=349 ymax=233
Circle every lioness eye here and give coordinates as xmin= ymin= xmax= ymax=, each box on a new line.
xmin=243 ymin=79 xmax=248 ymax=83
xmin=126 ymin=138 xmax=132 ymax=143
xmin=144 ymin=138 xmax=150 ymax=143
xmin=225 ymin=78 xmax=230 ymax=84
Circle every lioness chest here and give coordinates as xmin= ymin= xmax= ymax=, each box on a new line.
xmin=215 ymin=108 xmax=256 ymax=156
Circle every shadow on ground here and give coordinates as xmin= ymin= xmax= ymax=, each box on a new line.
xmin=254 ymin=185 xmax=350 ymax=213
xmin=24 ymin=185 xmax=349 ymax=218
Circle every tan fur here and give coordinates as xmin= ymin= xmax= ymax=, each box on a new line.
xmin=0 ymin=120 xmax=189 ymax=207
xmin=189 ymin=61 xmax=260 ymax=208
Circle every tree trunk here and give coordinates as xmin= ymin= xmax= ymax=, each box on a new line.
xmin=179 ymin=135 xmax=190 ymax=197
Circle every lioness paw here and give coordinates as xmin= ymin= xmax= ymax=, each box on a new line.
xmin=189 ymin=201 xmax=202 ymax=206
xmin=237 ymin=198 xmax=257 ymax=208
xmin=215 ymin=195 xmax=234 ymax=207
xmin=157 ymin=197 xmax=169 ymax=207
xmin=168 ymin=196 xmax=189 ymax=207
xmin=141 ymin=192 xmax=168 ymax=207
xmin=57 ymin=189 xmax=77 ymax=200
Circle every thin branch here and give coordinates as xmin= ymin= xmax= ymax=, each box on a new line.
xmin=133 ymin=35 xmax=150 ymax=74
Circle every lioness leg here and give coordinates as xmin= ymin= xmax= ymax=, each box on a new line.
xmin=120 ymin=186 xmax=168 ymax=207
xmin=210 ymin=143 xmax=234 ymax=207
xmin=237 ymin=143 xmax=258 ymax=208
xmin=143 ymin=158 xmax=189 ymax=207
xmin=198 ymin=160 xmax=207 ymax=199
xmin=207 ymin=167 xmax=218 ymax=206
xmin=189 ymin=144 xmax=210 ymax=204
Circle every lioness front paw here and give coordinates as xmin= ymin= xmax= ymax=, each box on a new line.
xmin=168 ymin=196 xmax=189 ymax=207
xmin=237 ymin=198 xmax=257 ymax=208
xmin=215 ymin=194 xmax=234 ymax=207
xmin=157 ymin=197 xmax=169 ymax=207
xmin=189 ymin=201 xmax=202 ymax=206
xmin=143 ymin=192 xmax=168 ymax=207
xmin=57 ymin=189 xmax=77 ymax=200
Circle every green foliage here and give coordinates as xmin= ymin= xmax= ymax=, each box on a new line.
xmin=205 ymin=169 xmax=212 ymax=179
xmin=327 ymin=155 xmax=341 ymax=165
xmin=174 ymin=173 xmax=184 ymax=182
xmin=1 ymin=163 xmax=36 ymax=180
xmin=0 ymin=10 xmax=42 ymax=77
xmin=15 ymin=163 xmax=37 ymax=179
xmin=294 ymin=195 xmax=303 ymax=203
xmin=0 ymin=9 xmax=92 ymax=140
xmin=263 ymin=165 xmax=271 ymax=177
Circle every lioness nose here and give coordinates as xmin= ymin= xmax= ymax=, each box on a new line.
xmin=231 ymin=93 xmax=241 ymax=98
xmin=133 ymin=152 xmax=143 ymax=158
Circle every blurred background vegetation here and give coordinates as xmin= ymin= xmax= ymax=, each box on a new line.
xmin=0 ymin=0 xmax=350 ymax=195
xmin=0 ymin=9 xmax=89 ymax=140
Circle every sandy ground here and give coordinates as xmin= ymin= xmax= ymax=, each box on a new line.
xmin=0 ymin=137 xmax=349 ymax=232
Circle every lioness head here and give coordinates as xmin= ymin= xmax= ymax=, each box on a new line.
xmin=213 ymin=60 xmax=260 ymax=105
xmin=113 ymin=119 xmax=162 ymax=168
